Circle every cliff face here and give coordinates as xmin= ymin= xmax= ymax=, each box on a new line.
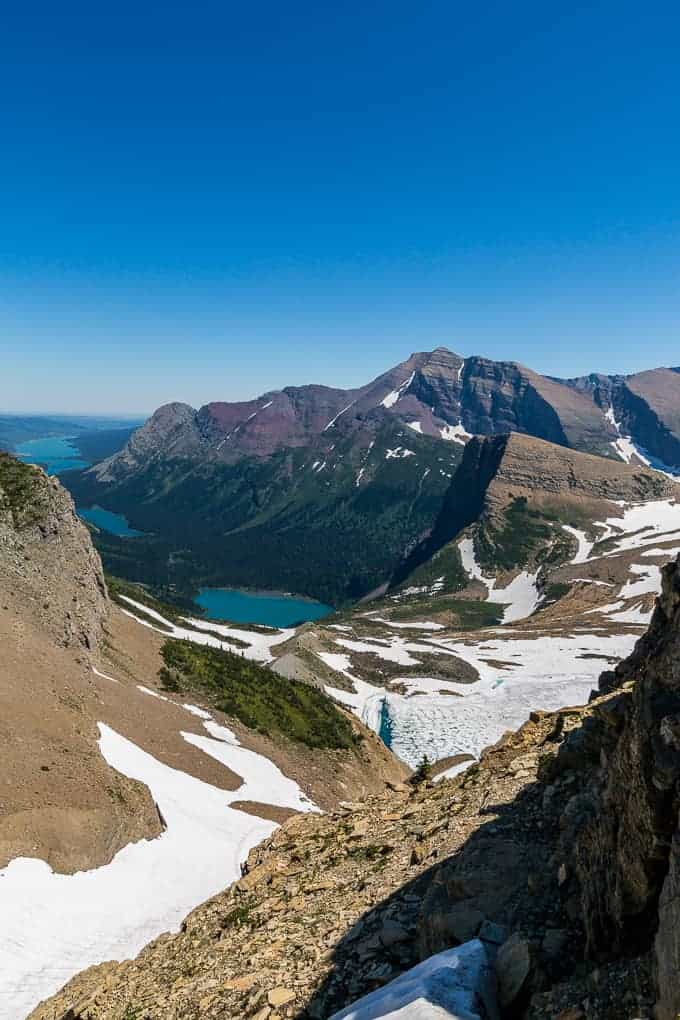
xmin=557 ymin=554 xmax=680 ymax=1019
xmin=394 ymin=431 xmax=677 ymax=587
xmin=0 ymin=454 xmax=161 ymax=874
xmin=0 ymin=453 xmax=107 ymax=650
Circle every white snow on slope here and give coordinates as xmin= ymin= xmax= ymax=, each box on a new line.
xmin=324 ymin=400 xmax=356 ymax=431
xmin=407 ymin=420 xmax=423 ymax=434
xmin=562 ymin=525 xmax=594 ymax=564
xmin=330 ymin=939 xmax=496 ymax=1020
xmin=458 ymin=538 xmax=540 ymax=624
xmin=318 ymin=651 xmax=386 ymax=734
xmin=385 ymin=629 xmax=640 ymax=767
xmin=440 ymin=422 xmax=472 ymax=445
xmin=369 ymin=616 xmax=444 ymax=631
xmin=385 ymin=446 xmax=415 ymax=459
xmin=589 ymin=500 xmax=680 ymax=558
xmin=607 ymin=407 xmax=680 ymax=478
xmin=92 ymin=666 xmax=119 ymax=684
xmin=0 ymin=718 xmax=314 ymax=1020
xmin=323 ymin=623 xmax=645 ymax=769
xmin=609 ymin=605 xmax=653 ymax=625
xmin=119 ymin=596 xmax=292 ymax=662
xmin=381 ymin=371 xmax=415 ymax=409
xmin=334 ymin=636 xmax=423 ymax=667
xmin=619 ymin=563 xmax=662 ymax=599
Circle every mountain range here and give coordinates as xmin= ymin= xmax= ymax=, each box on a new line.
xmin=65 ymin=347 xmax=680 ymax=605
xmin=4 ymin=349 xmax=680 ymax=1018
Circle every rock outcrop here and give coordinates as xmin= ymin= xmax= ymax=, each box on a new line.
xmin=0 ymin=453 xmax=107 ymax=649
xmin=0 ymin=454 xmax=161 ymax=873
xmin=394 ymin=431 xmax=677 ymax=586
xmin=553 ymin=554 xmax=680 ymax=1019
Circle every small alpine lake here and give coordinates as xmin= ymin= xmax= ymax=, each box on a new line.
xmin=78 ymin=506 xmax=145 ymax=538
xmin=194 ymin=587 xmax=333 ymax=628
xmin=14 ymin=436 xmax=90 ymax=475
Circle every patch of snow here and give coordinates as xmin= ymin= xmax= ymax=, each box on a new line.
xmin=118 ymin=596 xmax=293 ymax=663
xmin=385 ymin=629 xmax=640 ymax=767
xmin=608 ymin=605 xmax=653 ymax=625
xmin=406 ymin=420 xmax=423 ymax=434
xmin=355 ymin=467 xmax=366 ymax=487
xmin=0 ymin=717 xmax=314 ymax=1020
xmin=607 ymin=408 xmax=680 ymax=478
xmin=334 ymin=636 xmax=424 ymax=667
xmin=433 ymin=761 xmax=474 ymax=783
xmin=440 ymin=422 xmax=472 ymax=445
xmin=619 ymin=563 xmax=662 ymax=599
xmin=182 ymin=703 xmax=213 ymax=720
xmin=370 ymin=617 xmax=445 ymax=631
xmin=324 ymin=401 xmax=356 ymax=431
xmin=641 ymin=546 xmax=680 ymax=560
xmin=381 ymin=371 xmax=415 ymax=409
xmin=591 ymin=501 xmax=680 ymax=558
xmin=92 ymin=666 xmax=119 ymax=684
xmin=385 ymin=447 xmax=416 ymax=459
xmin=182 ymin=725 xmax=316 ymax=813
xmin=330 ymin=939 xmax=497 ymax=1020
xmin=571 ymin=578 xmax=614 ymax=587
xmin=562 ymin=525 xmax=594 ymax=564
xmin=458 ymin=539 xmax=539 ymax=624
xmin=137 ymin=684 xmax=168 ymax=701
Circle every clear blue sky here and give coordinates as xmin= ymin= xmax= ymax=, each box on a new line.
xmin=2 ymin=1 xmax=679 ymax=413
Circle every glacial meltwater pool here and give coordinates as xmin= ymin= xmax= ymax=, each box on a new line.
xmin=194 ymin=587 xmax=333 ymax=628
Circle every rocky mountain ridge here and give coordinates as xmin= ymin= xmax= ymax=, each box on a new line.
xmin=63 ymin=349 xmax=680 ymax=605
xmin=394 ymin=430 xmax=677 ymax=592
xmin=32 ymin=554 xmax=680 ymax=1019
xmin=91 ymin=350 xmax=680 ymax=482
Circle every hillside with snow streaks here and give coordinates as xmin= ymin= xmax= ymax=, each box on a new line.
xmin=316 ymin=490 xmax=680 ymax=769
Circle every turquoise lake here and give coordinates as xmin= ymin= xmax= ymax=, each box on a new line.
xmin=194 ymin=587 xmax=333 ymax=628
xmin=14 ymin=436 xmax=90 ymax=475
xmin=78 ymin=506 xmax=145 ymax=537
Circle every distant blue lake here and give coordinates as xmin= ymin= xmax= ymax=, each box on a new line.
xmin=14 ymin=436 xmax=90 ymax=475
xmin=78 ymin=506 xmax=145 ymax=538
xmin=195 ymin=587 xmax=333 ymax=628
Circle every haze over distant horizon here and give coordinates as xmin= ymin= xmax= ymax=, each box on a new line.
xmin=2 ymin=2 xmax=679 ymax=414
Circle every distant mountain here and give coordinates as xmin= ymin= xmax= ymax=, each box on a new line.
xmin=64 ymin=348 xmax=680 ymax=604
xmin=561 ymin=366 xmax=680 ymax=471
xmin=0 ymin=415 xmax=88 ymax=450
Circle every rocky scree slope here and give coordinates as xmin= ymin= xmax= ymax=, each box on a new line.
xmin=0 ymin=454 xmax=161 ymax=872
xmin=32 ymin=555 xmax=680 ymax=1020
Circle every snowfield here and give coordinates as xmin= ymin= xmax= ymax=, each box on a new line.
xmin=322 ymin=497 xmax=680 ymax=768
xmin=0 ymin=707 xmax=314 ymax=1020
xmin=119 ymin=595 xmax=293 ymax=662
xmin=458 ymin=538 xmax=540 ymax=624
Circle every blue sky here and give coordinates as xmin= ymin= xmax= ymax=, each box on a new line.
xmin=1 ymin=1 xmax=679 ymax=413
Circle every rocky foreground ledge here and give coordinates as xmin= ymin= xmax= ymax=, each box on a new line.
xmin=33 ymin=557 xmax=680 ymax=1020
